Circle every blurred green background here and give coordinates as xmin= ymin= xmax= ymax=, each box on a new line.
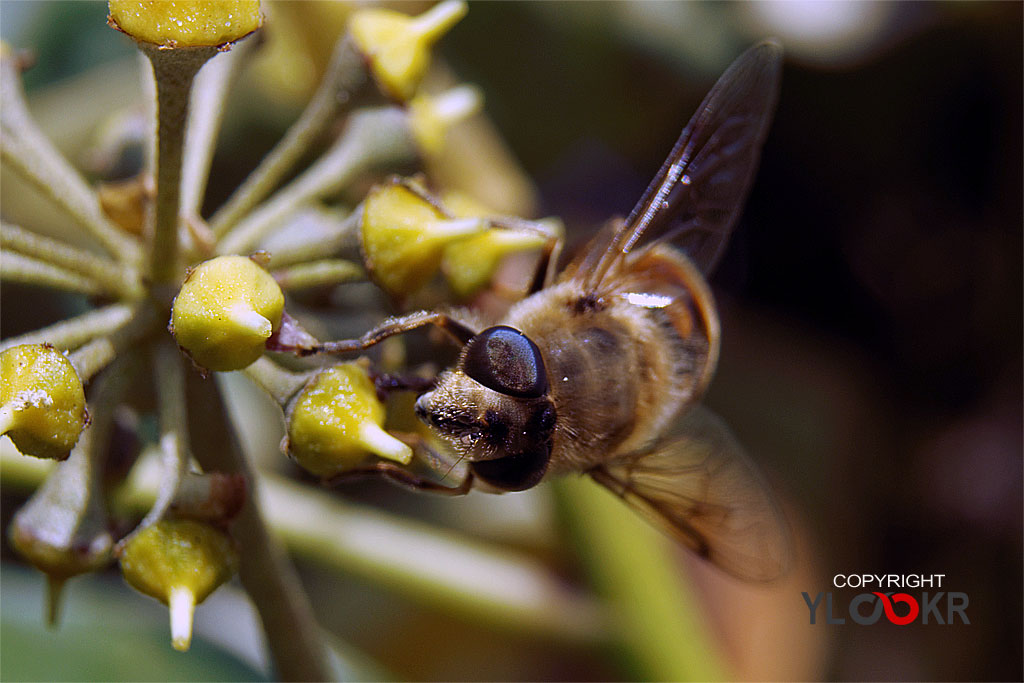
xmin=2 ymin=1 xmax=1020 ymax=681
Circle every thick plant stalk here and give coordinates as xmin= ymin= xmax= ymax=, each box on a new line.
xmin=187 ymin=373 xmax=332 ymax=681
xmin=141 ymin=45 xmax=218 ymax=284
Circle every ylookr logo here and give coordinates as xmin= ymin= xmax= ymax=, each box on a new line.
xmin=803 ymin=574 xmax=970 ymax=626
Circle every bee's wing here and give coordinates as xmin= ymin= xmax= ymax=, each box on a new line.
xmin=589 ymin=405 xmax=792 ymax=582
xmin=581 ymin=41 xmax=782 ymax=288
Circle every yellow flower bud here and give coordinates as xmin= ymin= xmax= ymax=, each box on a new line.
xmin=170 ymin=255 xmax=284 ymax=372
xmin=349 ymin=0 xmax=466 ymax=101
xmin=360 ymin=181 xmax=485 ymax=298
xmin=8 ymin=435 xmax=114 ymax=626
xmin=443 ymin=228 xmax=548 ymax=299
xmin=438 ymin=190 xmax=494 ymax=218
xmin=437 ymin=192 xmax=553 ymax=298
xmin=0 ymin=344 xmax=88 ymax=460
xmin=108 ymin=0 xmax=262 ymax=48
xmin=286 ymin=361 xmax=412 ymax=478
xmin=120 ymin=519 xmax=238 ymax=651
xmin=9 ymin=518 xmax=112 ymax=584
xmin=409 ymin=86 xmax=483 ymax=158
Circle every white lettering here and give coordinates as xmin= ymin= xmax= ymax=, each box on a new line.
xmin=830 ymin=573 xmax=948 ymax=589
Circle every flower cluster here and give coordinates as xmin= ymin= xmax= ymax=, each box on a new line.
xmin=1 ymin=1 xmax=550 ymax=670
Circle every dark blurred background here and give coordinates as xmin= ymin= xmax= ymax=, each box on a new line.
xmin=2 ymin=2 xmax=1021 ymax=681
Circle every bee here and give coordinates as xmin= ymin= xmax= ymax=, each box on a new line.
xmin=305 ymin=41 xmax=790 ymax=581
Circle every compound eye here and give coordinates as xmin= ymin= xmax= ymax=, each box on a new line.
xmin=462 ymin=326 xmax=548 ymax=398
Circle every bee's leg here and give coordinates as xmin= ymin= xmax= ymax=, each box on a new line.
xmin=491 ymin=217 xmax=563 ymax=294
xmin=526 ymin=233 xmax=563 ymax=294
xmin=285 ymin=311 xmax=478 ymax=356
xmin=326 ymin=462 xmax=474 ymax=495
xmin=369 ymin=370 xmax=436 ymax=399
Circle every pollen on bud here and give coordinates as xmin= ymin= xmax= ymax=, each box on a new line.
xmin=0 ymin=344 xmax=88 ymax=460
xmin=409 ymin=85 xmax=483 ymax=158
xmin=170 ymin=255 xmax=284 ymax=372
xmin=348 ymin=0 xmax=467 ymax=101
xmin=285 ymin=361 xmax=412 ymax=478
xmin=119 ymin=519 xmax=238 ymax=652
xmin=359 ymin=180 xmax=486 ymax=298
xmin=108 ymin=0 xmax=262 ymax=48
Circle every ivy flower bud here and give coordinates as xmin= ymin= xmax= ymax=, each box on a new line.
xmin=408 ymin=85 xmax=483 ymax=158
xmin=348 ymin=0 xmax=467 ymax=101
xmin=120 ymin=519 xmax=238 ymax=651
xmin=108 ymin=0 xmax=262 ymax=48
xmin=437 ymin=192 xmax=552 ymax=298
xmin=9 ymin=429 xmax=114 ymax=626
xmin=170 ymin=255 xmax=284 ymax=372
xmin=360 ymin=180 xmax=485 ymax=298
xmin=443 ymin=228 xmax=548 ymax=299
xmin=0 ymin=344 xmax=88 ymax=460
xmin=285 ymin=361 xmax=412 ymax=478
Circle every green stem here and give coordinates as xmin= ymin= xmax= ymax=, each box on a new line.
xmin=273 ymin=259 xmax=365 ymax=291
xmin=0 ymin=54 xmax=141 ymax=265
xmin=131 ymin=341 xmax=190 ymax=535
xmin=262 ymin=472 xmax=608 ymax=642
xmin=0 ymin=303 xmax=137 ymax=354
xmin=243 ymin=357 xmax=313 ymax=407
xmin=67 ymin=339 xmax=117 ymax=383
xmin=210 ymin=35 xmax=367 ymax=237
xmin=262 ymin=207 xmax=358 ymax=269
xmin=1 ymin=222 xmax=143 ymax=299
xmin=553 ymin=476 xmax=728 ymax=681
xmin=180 ymin=39 xmax=256 ymax=220
xmin=0 ymin=251 xmax=103 ymax=295
xmin=142 ymin=45 xmax=218 ymax=284
xmin=66 ymin=304 xmax=162 ymax=382
xmin=216 ymin=107 xmax=415 ymax=255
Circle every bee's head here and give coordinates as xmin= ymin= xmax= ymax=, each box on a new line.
xmin=415 ymin=326 xmax=556 ymax=491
